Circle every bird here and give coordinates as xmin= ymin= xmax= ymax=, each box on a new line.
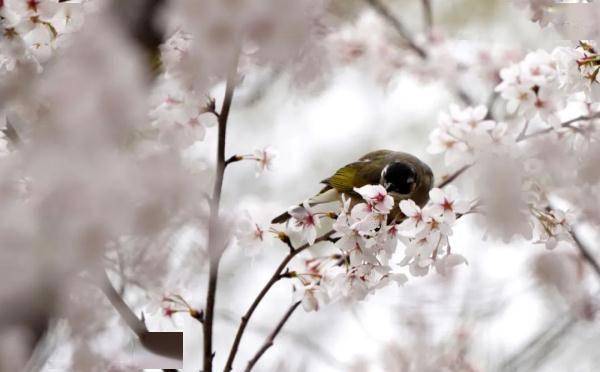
xmin=271 ymin=150 xmax=434 ymax=224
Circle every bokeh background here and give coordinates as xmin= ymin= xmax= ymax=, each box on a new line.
xmin=150 ymin=1 xmax=598 ymax=371
xmin=3 ymin=0 xmax=598 ymax=371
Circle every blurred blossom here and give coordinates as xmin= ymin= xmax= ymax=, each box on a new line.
xmin=162 ymin=0 xmax=330 ymax=91
xmin=293 ymin=283 xmax=329 ymax=312
xmin=474 ymin=153 xmax=533 ymax=242
xmin=428 ymin=105 xmax=509 ymax=167
xmin=0 ymin=11 xmax=206 ymax=367
xmin=2 ymin=0 xmax=600 ymax=371
xmin=533 ymin=251 xmax=595 ymax=319
xmin=0 ymin=0 xmax=90 ymax=75
xmin=252 ymin=145 xmax=277 ymax=176
xmin=234 ymin=211 xmax=265 ymax=257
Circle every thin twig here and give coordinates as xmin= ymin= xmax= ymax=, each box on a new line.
xmin=2 ymin=119 xmax=21 ymax=147
xmin=203 ymin=46 xmax=241 ymax=372
xmin=570 ymin=228 xmax=600 ymax=278
xmin=244 ymin=301 xmax=302 ymax=372
xmin=485 ymin=91 xmax=499 ymax=119
xmin=517 ymin=113 xmax=600 ymax=142
xmin=437 ymin=164 xmax=471 ymax=188
xmin=223 ymin=230 xmax=335 ymax=372
xmin=363 ymin=0 xmax=472 ymax=106
xmin=499 ymin=313 xmax=576 ymax=372
xmin=100 ymin=270 xmax=147 ymax=338
xmin=225 ymin=154 xmax=243 ymax=166
xmin=421 ymin=0 xmax=433 ymax=31
xmin=515 ymin=120 xmax=530 ymax=142
xmin=363 ymin=0 xmax=427 ymax=58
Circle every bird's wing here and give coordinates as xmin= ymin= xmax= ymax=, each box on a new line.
xmin=322 ymin=160 xmax=382 ymax=194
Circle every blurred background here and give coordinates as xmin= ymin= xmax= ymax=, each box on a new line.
xmin=170 ymin=1 xmax=598 ymax=371
xmin=2 ymin=0 xmax=599 ymax=371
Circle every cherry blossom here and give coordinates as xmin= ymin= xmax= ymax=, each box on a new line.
xmin=234 ymin=211 xmax=265 ymax=257
xmin=0 ymin=0 xmax=89 ymax=75
xmin=427 ymin=105 xmax=500 ymax=166
xmin=428 ymin=186 xmax=471 ymax=223
xmin=252 ymin=146 xmax=277 ymax=176
xmin=496 ymin=49 xmax=566 ymax=124
xmin=398 ymin=199 xmax=429 ymax=233
xmin=354 ymin=184 xmax=394 ymax=214
xmin=397 ymin=187 xmax=471 ymax=276
xmin=288 ymin=201 xmax=321 ymax=245
xmin=293 ymin=283 xmax=329 ymax=312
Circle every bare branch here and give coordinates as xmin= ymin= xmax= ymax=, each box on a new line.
xmin=437 ymin=164 xmax=472 ymax=189
xmin=421 ymin=0 xmax=433 ymax=31
xmin=244 ymin=301 xmax=302 ymax=372
xmin=570 ymin=228 xmax=600 ymax=278
xmin=100 ymin=270 xmax=147 ymax=337
xmin=223 ymin=230 xmax=335 ymax=372
xmin=203 ymin=46 xmax=241 ymax=372
xmin=363 ymin=0 xmax=427 ymax=58
xmin=517 ymin=112 xmax=600 ymax=142
xmin=363 ymin=0 xmax=473 ymax=106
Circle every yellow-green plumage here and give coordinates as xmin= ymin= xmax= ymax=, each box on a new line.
xmin=272 ymin=150 xmax=434 ymax=224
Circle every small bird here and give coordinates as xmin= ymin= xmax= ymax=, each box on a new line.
xmin=272 ymin=150 xmax=434 ymax=224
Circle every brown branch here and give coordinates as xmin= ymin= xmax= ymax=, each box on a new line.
xmin=203 ymin=47 xmax=241 ymax=372
xmin=363 ymin=0 xmax=472 ymax=106
xmin=244 ymin=301 xmax=302 ymax=372
xmin=421 ymin=0 xmax=433 ymax=31
xmin=225 ymin=154 xmax=243 ymax=166
xmin=517 ymin=113 xmax=600 ymax=142
xmin=570 ymin=228 xmax=600 ymax=279
xmin=363 ymin=0 xmax=427 ymax=59
xmin=2 ymin=120 xmax=21 ymax=147
xmin=223 ymin=230 xmax=335 ymax=372
xmin=437 ymin=164 xmax=472 ymax=188
xmin=100 ymin=270 xmax=147 ymax=338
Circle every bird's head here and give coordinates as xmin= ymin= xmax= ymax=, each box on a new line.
xmin=380 ymin=157 xmax=434 ymax=207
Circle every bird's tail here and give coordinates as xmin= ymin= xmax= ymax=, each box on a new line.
xmin=270 ymin=188 xmax=340 ymax=224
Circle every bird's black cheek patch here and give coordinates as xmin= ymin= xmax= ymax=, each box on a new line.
xmin=383 ymin=162 xmax=417 ymax=195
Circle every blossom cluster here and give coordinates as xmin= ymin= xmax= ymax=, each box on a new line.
xmin=427 ymin=43 xmax=600 ymax=247
xmin=427 ymin=105 xmax=513 ymax=167
xmin=0 ymin=0 xmax=88 ymax=75
xmin=327 ymin=11 xmax=522 ymax=91
xmin=149 ymin=30 xmax=218 ymax=148
xmin=281 ymin=185 xmax=471 ymax=311
xmin=496 ymin=43 xmax=600 ymax=128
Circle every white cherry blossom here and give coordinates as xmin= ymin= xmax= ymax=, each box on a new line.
xmin=353 ymin=184 xmax=394 ymax=214
xmin=234 ymin=211 xmax=265 ymax=257
xmin=252 ymin=146 xmax=277 ymax=176
xmin=288 ymin=201 xmax=321 ymax=245
xmin=294 ymin=283 xmax=329 ymax=312
xmin=428 ymin=186 xmax=471 ymax=223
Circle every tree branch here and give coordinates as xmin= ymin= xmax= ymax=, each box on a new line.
xmin=570 ymin=228 xmax=600 ymax=279
xmin=363 ymin=0 xmax=427 ymax=58
xmin=421 ymin=0 xmax=433 ymax=31
xmin=203 ymin=47 xmax=241 ymax=372
xmin=363 ymin=0 xmax=472 ymax=106
xmin=223 ymin=230 xmax=335 ymax=372
xmin=437 ymin=164 xmax=471 ymax=188
xmin=517 ymin=113 xmax=600 ymax=142
xmin=100 ymin=270 xmax=147 ymax=338
xmin=244 ymin=301 xmax=302 ymax=372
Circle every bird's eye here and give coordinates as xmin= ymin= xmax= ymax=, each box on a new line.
xmin=382 ymin=162 xmax=417 ymax=194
